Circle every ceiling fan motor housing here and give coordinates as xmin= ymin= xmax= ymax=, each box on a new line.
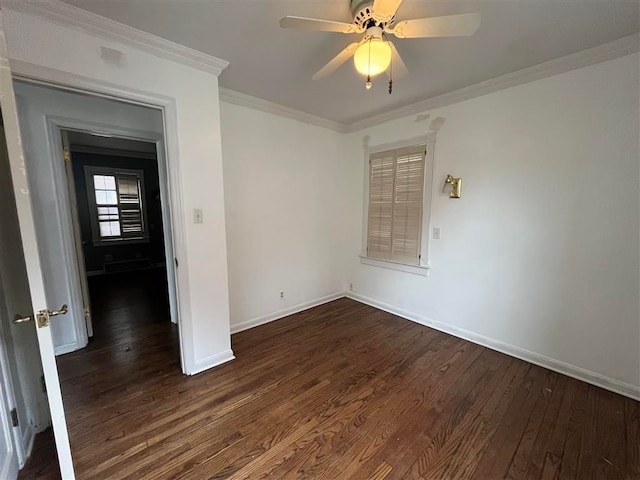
xmin=350 ymin=0 xmax=395 ymax=28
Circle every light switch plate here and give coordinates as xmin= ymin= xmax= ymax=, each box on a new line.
xmin=433 ymin=227 xmax=441 ymax=240
xmin=193 ymin=208 xmax=203 ymax=224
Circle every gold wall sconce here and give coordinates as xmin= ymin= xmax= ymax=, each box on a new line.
xmin=444 ymin=174 xmax=462 ymax=199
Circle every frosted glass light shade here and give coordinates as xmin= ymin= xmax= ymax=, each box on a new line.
xmin=353 ymin=38 xmax=392 ymax=77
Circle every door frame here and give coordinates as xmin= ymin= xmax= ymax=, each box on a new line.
xmin=0 ymin=334 xmax=19 ymax=480
xmin=47 ymin=118 xmax=181 ymax=354
xmin=10 ymin=63 xmax=194 ymax=374
xmin=0 ymin=278 xmax=22 ymax=476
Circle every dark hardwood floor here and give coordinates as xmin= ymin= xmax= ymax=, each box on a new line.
xmin=19 ymin=279 xmax=639 ymax=479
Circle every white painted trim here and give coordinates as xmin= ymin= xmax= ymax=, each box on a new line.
xmin=189 ymin=349 xmax=235 ymax=376
xmin=202 ymin=35 xmax=635 ymax=133
xmin=230 ymin=292 xmax=345 ymax=335
xmin=219 ymin=88 xmax=347 ymax=133
xmin=52 ymin=342 xmax=80 ymax=356
xmin=345 ymin=34 xmax=640 ymax=132
xmin=44 ymin=119 xmax=90 ymax=356
xmin=0 ymin=454 xmax=17 ymax=480
xmin=0 ymin=278 xmax=26 ymax=467
xmin=346 ymin=292 xmax=640 ymax=401
xmin=20 ymin=424 xmax=34 ymax=463
xmin=5 ymin=0 xmax=633 ymax=131
xmin=9 ymin=61 xmax=193 ymax=376
xmin=359 ymin=256 xmax=429 ymax=276
xmin=361 ymin=134 xmax=436 ymax=270
xmin=3 ymin=0 xmax=229 ymax=76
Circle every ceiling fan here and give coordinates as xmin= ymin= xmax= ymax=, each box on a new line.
xmin=280 ymin=0 xmax=481 ymax=93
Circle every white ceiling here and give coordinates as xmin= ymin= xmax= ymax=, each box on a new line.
xmin=62 ymin=0 xmax=639 ymax=125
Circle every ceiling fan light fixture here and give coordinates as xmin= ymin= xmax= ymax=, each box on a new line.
xmin=353 ymin=37 xmax=392 ymax=77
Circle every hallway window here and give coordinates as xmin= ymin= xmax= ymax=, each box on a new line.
xmin=85 ymin=166 xmax=148 ymax=244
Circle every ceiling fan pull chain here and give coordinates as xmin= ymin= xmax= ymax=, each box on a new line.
xmin=366 ymin=38 xmax=373 ymax=90
xmin=388 ymin=51 xmax=393 ymax=94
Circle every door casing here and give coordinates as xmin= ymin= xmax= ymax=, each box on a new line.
xmin=11 ymin=68 xmax=192 ymax=373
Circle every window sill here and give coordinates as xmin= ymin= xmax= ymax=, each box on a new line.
xmin=359 ymin=256 xmax=430 ymax=276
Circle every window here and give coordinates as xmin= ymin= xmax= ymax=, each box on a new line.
xmin=367 ymin=145 xmax=426 ymax=266
xmin=362 ymin=135 xmax=435 ymax=274
xmin=85 ymin=166 xmax=148 ymax=244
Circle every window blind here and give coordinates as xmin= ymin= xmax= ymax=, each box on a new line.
xmin=367 ymin=145 xmax=425 ymax=265
xmin=86 ymin=166 xmax=146 ymax=243
xmin=117 ymin=174 xmax=143 ymax=235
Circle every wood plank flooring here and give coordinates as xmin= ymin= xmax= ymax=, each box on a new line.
xmin=19 ymin=272 xmax=639 ymax=479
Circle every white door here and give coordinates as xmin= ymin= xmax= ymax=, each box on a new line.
xmin=0 ymin=12 xmax=75 ymax=480
xmin=61 ymin=130 xmax=93 ymax=338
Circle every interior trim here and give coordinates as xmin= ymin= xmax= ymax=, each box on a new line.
xmin=230 ymin=292 xmax=345 ymax=334
xmin=219 ymin=88 xmax=348 ymax=133
xmin=4 ymin=0 xmax=229 ymax=76
xmin=225 ymin=34 xmax=638 ymax=133
xmin=7 ymin=1 xmax=636 ymax=132
xmin=346 ymin=292 xmax=640 ymax=401
xmin=190 ymin=349 xmax=235 ymax=376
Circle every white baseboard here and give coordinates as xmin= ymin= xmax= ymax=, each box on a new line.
xmin=20 ymin=424 xmax=35 ymax=468
xmin=54 ymin=341 xmax=83 ymax=356
xmin=189 ymin=349 xmax=235 ymax=376
xmin=346 ymin=292 xmax=640 ymax=401
xmin=230 ymin=292 xmax=345 ymax=335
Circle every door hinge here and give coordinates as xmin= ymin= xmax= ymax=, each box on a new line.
xmin=10 ymin=408 xmax=18 ymax=427
xmin=174 ymin=258 xmax=179 ymax=268
xmin=40 ymin=375 xmax=46 ymax=394
xmin=84 ymin=306 xmax=91 ymax=318
xmin=63 ymin=149 xmax=70 ymax=162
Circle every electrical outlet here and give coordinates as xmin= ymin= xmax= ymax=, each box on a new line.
xmin=280 ymin=291 xmax=284 ymax=299
xmin=349 ymin=282 xmax=353 ymax=292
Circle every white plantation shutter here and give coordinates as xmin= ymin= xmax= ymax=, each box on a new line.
xmin=367 ymin=145 xmax=426 ymax=266
xmin=117 ymin=174 xmax=144 ymax=235
xmin=391 ymin=146 xmax=425 ymax=264
xmin=367 ymin=151 xmax=395 ymax=259
xmin=85 ymin=166 xmax=147 ymax=243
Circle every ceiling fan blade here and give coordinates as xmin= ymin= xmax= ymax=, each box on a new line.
xmin=313 ymin=42 xmax=361 ymax=80
xmin=280 ymin=16 xmax=360 ymax=34
xmin=393 ymin=13 xmax=481 ymax=39
xmin=372 ymin=0 xmax=404 ymax=23
xmin=388 ymin=42 xmax=408 ymax=79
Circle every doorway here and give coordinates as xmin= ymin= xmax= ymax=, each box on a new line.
xmin=63 ymin=130 xmax=177 ymax=340
xmin=63 ymin=128 xmax=178 ymax=337
xmin=12 ymin=82 xmax=184 ymax=478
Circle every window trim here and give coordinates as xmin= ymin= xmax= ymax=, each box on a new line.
xmin=84 ymin=165 xmax=150 ymax=246
xmin=361 ymin=133 xmax=436 ymax=274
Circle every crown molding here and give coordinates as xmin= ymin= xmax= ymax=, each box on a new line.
xmin=7 ymin=0 xmax=635 ymax=130
xmin=222 ymin=33 xmax=637 ymax=133
xmin=345 ymin=33 xmax=639 ymax=132
xmin=219 ymin=87 xmax=347 ymax=133
xmin=2 ymin=0 xmax=229 ymax=76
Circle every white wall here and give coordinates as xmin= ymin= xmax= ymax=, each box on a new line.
xmin=344 ymin=53 xmax=640 ymax=397
xmin=14 ymin=82 xmax=164 ymax=354
xmin=3 ymin=8 xmax=232 ymax=374
xmin=220 ymin=102 xmax=349 ymax=331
